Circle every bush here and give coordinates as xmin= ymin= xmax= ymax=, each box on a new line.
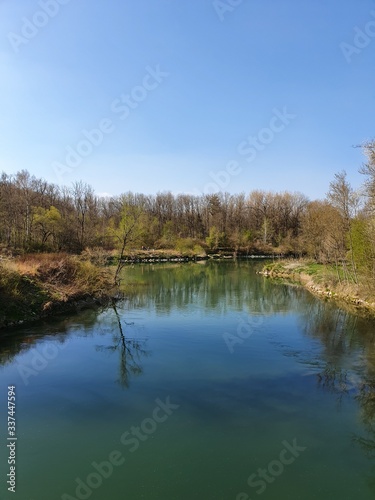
xmin=80 ymin=247 xmax=113 ymax=266
xmin=1 ymin=253 xmax=112 ymax=297
xmin=37 ymin=255 xmax=78 ymax=285
xmin=75 ymin=259 xmax=112 ymax=294
xmin=174 ymin=238 xmax=206 ymax=255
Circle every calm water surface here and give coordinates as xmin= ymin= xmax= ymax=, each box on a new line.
xmin=1 ymin=261 xmax=375 ymax=500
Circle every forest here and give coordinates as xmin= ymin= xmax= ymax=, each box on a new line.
xmin=0 ymin=140 xmax=374 ymax=290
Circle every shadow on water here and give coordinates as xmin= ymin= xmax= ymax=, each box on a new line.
xmin=0 ymin=299 xmax=149 ymax=389
xmin=2 ymin=260 xmax=375 ymax=491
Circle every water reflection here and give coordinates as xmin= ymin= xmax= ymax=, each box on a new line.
xmin=122 ymin=261 xmax=303 ymax=316
xmin=95 ymin=301 xmax=148 ymax=388
xmin=0 ymin=324 xmax=71 ymax=366
xmin=0 ymin=300 xmax=149 ymax=388
xmin=1 ymin=261 xmax=375 ymax=489
xmin=269 ymin=287 xmax=375 ymax=485
xmin=124 ymin=263 xmax=375 ymax=444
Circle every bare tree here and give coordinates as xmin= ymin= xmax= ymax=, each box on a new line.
xmin=327 ymin=171 xmax=360 ymax=283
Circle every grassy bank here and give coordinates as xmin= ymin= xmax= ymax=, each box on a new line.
xmin=260 ymin=259 xmax=375 ymax=316
xmin=0 ymin=253 xmax=115 ymax=329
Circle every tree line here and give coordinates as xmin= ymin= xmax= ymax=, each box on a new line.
xmin=0 ymin=171 xmax=308 ymax=253
xmin=0 ymin=140 xmax=374 ymax=281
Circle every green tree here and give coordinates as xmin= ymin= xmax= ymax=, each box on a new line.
xmin=110 ymin=204 xmax=145 ymax=284
xmin=33 ymin=206 xmax=62 ymax=249
xmin=351 ymin=218 xmax=375 ymax=285
xmin=206 ymin=226 xmax=225 ymax=250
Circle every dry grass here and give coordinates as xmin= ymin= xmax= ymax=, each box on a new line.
xmin=0 ymin=252 xmax=116 ymax=327
xmin=4 ymin=253 xmax=70 ymax=276
xmin=263 ymin=259 xmax=375 ymax=314
xmin=2 ymin=253 xmax=114 ymax=302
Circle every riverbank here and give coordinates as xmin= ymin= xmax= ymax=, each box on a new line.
xmin=260 ymin=260 xmax=375 ymax=316
xmin=116 ymin=248 xmax=282 ymax=263
xmin=0 ymin=250 xmax=288 ymax=330
xmin=0 ymin=254 xmax=117 ymax=330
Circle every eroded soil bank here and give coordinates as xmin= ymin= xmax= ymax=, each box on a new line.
xmin=260 ymin=260 xmax=375 ymax=317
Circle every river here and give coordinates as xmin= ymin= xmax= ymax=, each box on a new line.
xmin=1 ymin=261 xmax=375 ymax=499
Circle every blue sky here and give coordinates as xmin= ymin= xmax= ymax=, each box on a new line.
xmin=0 ymin=0 xmax=374 ymax=199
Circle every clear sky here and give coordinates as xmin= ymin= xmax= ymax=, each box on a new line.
xmin=0 ymin=0 xmax=374 ymax=199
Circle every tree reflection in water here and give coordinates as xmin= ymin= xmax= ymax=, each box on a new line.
xmin=1 ymin=261 xmax=375 ymax=483
xmin=0 ymin=298 xmax=149 ymax=389
xmin=95 ymin=299 xmax=148 ymax=388
xmin=283 ymin=294 xmax=375 ymax=483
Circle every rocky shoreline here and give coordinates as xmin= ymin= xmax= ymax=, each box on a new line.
xmin=259 ymin=264 xmax=375 ymax=316
xmin=119 ymin=252 xmax=278 ymax=264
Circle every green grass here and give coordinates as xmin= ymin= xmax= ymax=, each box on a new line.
xmin=262 ymin=258 xmax=375 ymax=313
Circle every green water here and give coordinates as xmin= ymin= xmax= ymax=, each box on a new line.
xmin=1 ymin=261 xmax=375 ymax=500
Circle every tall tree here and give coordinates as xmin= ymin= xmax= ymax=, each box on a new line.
xmin=327 ymin=171 xmax=360 ymax=283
